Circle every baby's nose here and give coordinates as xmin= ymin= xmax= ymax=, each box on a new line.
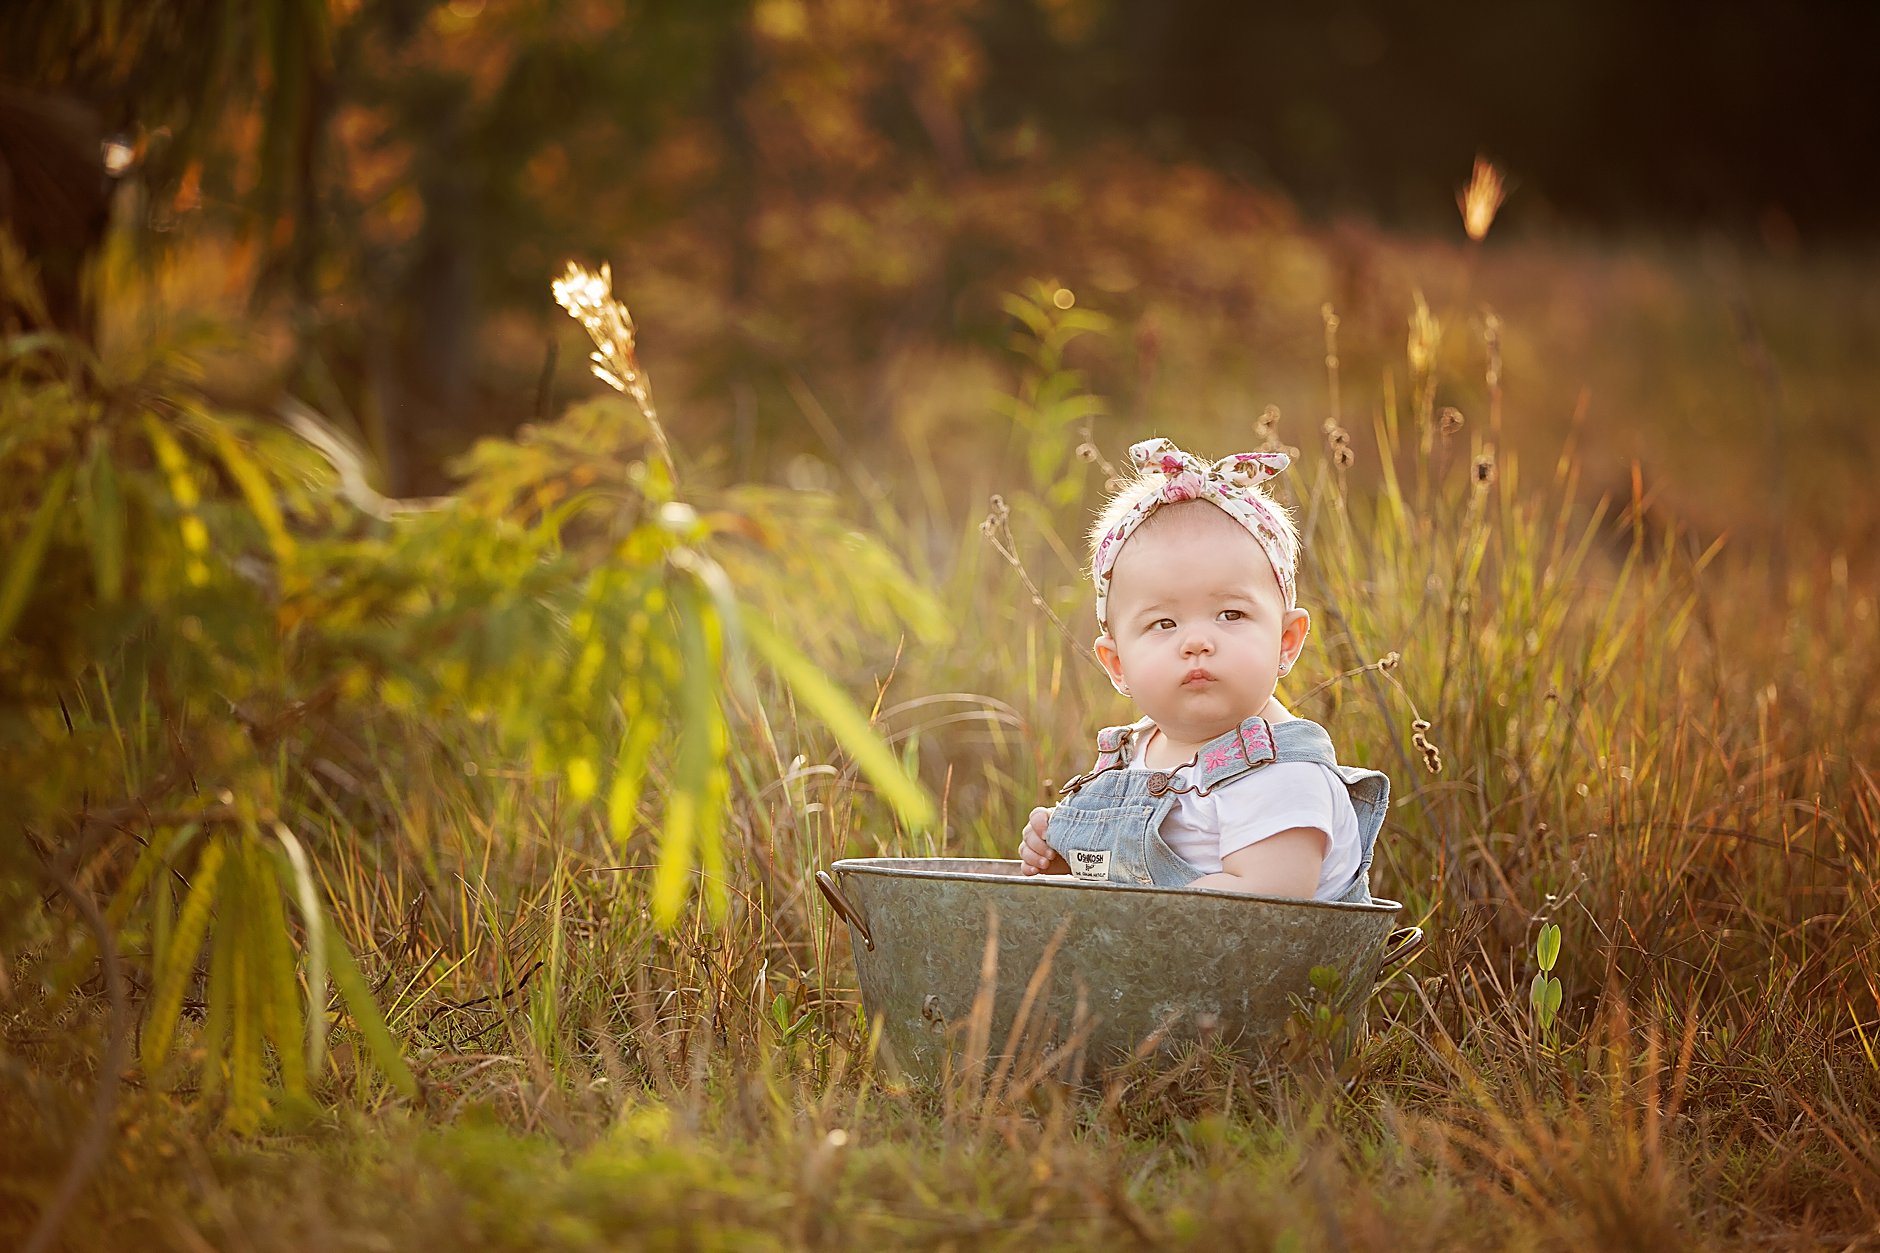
xmin=1181 ymin=630 xmax=1213 ymax=655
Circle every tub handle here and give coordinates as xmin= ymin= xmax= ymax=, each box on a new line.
xmin=1375 ymin=925 xmax=1425 ymax=983
xmin=815 ymin=870 xmax=874 ymax=951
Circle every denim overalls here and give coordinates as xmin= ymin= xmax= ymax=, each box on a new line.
xmin=1044 ymin=715 xmax=1390 ymax=904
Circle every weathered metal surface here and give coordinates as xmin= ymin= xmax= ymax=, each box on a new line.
xmin=826 ymin=857 xmax=1409 ymax=1084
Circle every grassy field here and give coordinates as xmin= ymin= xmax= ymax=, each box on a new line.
xmin=4 ymin=175 xmax=1879 ymax=1250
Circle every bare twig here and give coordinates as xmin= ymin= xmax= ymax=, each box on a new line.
xmin=980 ymin=495 xmax=1099 ymax=669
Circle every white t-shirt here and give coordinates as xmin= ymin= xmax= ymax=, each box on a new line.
xmin=1123 ymin=727 xmax=1363 ymax=902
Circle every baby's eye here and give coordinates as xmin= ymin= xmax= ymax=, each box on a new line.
xmin=1150 ymin=618 xmax=1177 ymax=631
xmin=1218 ymin=609 xmax=1244 ymax=622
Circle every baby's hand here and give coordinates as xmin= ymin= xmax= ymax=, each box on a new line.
xmin=1018 ymin=805 xmax=1069 ymax=876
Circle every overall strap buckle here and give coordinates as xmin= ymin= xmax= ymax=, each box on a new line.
xmin=1190 ymin=715 xmax=1278 ymax=793
xmin=1058 ymin=723 xmax=1139 ymax=797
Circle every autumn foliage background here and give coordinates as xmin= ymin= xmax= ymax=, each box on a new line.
xmin=3 ymin=2 xmax=1879 ymax=1249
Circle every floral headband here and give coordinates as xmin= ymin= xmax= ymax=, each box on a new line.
xmin=1092 ymin=437 xmax=1296 ymax=632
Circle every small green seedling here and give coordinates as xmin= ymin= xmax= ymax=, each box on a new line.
xmin=1530 ymin=923 xmax=1564 ymax=1037
xmin=771 ymin=992 xmax=816 ymax=1052
xmin=1283 ymin=965 xmax=1349 ymax=1060
xmin=1308 ymin=964 xmax=1344 ymax=999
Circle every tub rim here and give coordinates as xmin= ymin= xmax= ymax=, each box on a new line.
xmin=830 ymin=855 xmax=1404 ymax=916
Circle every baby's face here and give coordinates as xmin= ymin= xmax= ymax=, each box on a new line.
xmin=1094 ymin=505 xmax=1308 ymax=747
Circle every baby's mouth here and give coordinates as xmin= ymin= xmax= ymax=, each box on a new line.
xmin=1181 ymin=669 xmax=1214 ymax=686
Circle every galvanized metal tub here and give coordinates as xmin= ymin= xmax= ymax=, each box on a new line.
xmin=818 ymin=857 xmax=1421 ymax=1084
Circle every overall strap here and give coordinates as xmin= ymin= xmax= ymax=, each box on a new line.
xmin=1189 ymin=716 xmax=1343 ymax=789
xmin=1092 ymin=722 xmax=1136 ymax=770
xmin=1268 ymin=718 xmax=1341 ymax=768
xmin=1065 ymin=716 xmax=1356 ymax=796
xmin=1058 ymin=718 xmax=1153 ymax=797
xmin=1189 ymin=715 xmax=1280 ymax=790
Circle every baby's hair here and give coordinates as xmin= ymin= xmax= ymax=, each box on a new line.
xmin=1087 ymin=466 xmax=1301 ymax=588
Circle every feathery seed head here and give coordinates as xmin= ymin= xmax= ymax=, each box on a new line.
xmin=1459 ymin=156 xmax=1508 ymax=242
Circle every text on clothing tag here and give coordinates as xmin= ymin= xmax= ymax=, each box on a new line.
xmin=1069 ymin=849 xmax=1111 ymax=881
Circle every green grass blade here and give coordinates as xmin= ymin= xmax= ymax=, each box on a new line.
xmin=252 ymin=842 xmax=308 ymax=1101
xmin=201 ymin=872 xmax=237 ymax=1100
xmin=141 ymin=414 xmax=211 ymax=585
xmin=272 ymin=823 xmax=328 ymax=1076
xmin=0 ymin=459 xmax=75 ymax=648
xmin=324 ymin=928 xmax=418 ymax=1099
xmin=226 ymin=841 xmax=267 ymax=1132
xmin=106 ymin=822 xmax=195 ymax=929
xmin=742 ymin=608 xmax=935 ymax=829
xmin=82 ymin=439 xmax=124 ymax=602
xmin=141 ymin=836 xmax=227 ymax=1073
xmin=194 ymin=406 xmax=297 ymax=566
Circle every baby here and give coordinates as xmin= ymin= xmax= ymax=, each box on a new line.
xmin=1017 ymin=437 xmax=1389 ymax=903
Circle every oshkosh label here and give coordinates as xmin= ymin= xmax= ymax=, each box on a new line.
xmin=1068 ymin=849 xmax=1111 ymax=881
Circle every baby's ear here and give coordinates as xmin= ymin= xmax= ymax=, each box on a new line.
xmin=1281 ymin=607 xmax=1311 ymax=664
xmin=1093 ymin=634 xmax=1130 ymax=695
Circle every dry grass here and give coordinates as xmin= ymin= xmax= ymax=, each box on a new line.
xmin=5 ymin=184 xmax=1880 ymax=1250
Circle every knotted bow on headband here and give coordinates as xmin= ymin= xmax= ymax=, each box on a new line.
xmin=1092 ymin=437 xmax=1296 ymax=632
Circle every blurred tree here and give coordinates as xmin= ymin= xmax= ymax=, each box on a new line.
xmin=303 ymin=0 xmax=753 ymax=489
xmin=1 ymin=0 xmax=765 ymax=485
xmin=279 ymin=0 xmax=999 ymax=489
xmin=0 ymin=0 xmax=334 ymax=338
xmin=0 ymin=84 xmax=112 ymax=338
